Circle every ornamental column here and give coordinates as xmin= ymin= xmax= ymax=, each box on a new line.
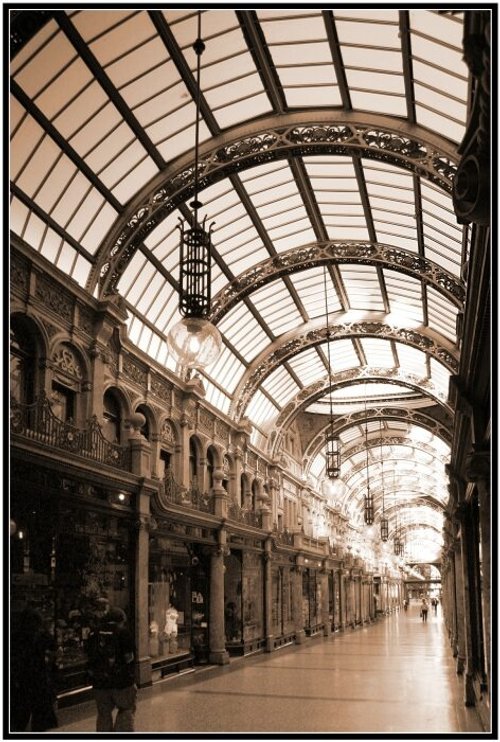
xmin=321 ymin=566 xmax=331 ymax=637
xmin=263 ymin=539 xmax=274 ymax=651
xmin=466 ymin=445 xmax=491 ymax=691
xmin=455 ymin=501 xmax=476 ymax=706
xmin=209 ymin=533 xmax=230 ymax=665
xmin=338 ymin=566 xmax=347 ymax=630
xmin=293 ymin=558 xmax=305 ymax=644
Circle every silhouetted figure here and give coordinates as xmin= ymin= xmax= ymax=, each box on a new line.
xmin=10 ymin=607 xmax=58 ymax=732
xmin=420 ymin=598 xmax=429 ymax=622
xmin=403 ymin=599 xmax=408 ymax=612
xmin=86 ymin=607 xmax=136 ymax=732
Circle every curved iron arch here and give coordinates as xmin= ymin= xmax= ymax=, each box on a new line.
xmin=234 ymin=320 xmax=458 ymax=422
xmin=89 ymin=112 xmax=459 ymax=298
xmin=266 ymin=367 xmax=451 ymax=457
xmin=301 ymin=405 xmax=452 ymax=469
xmin=210 ymin=241 xmax=464 ymax=323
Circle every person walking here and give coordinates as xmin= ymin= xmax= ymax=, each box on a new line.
xmin=86 ymin=607 xmax=137 ymax=732
xmin=10 ymin=607 xmax=58 ymax=732
xmin=420 ymin=598 xmax=429 ymax=622
xmin=403 ymin=599 xmax=408 ymax=612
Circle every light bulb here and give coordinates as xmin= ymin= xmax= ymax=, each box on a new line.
xmin=167 ymin=316 xmax=222 ymax=369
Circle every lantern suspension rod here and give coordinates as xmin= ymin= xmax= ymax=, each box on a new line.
xmin=191 ymin=10 xmax=205 ymax=222
xmin=322 ymin=265 xmax=334 ymax=422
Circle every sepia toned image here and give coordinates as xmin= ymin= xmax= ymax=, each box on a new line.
xmin=8 ymin=6 xmax=491 ymax=738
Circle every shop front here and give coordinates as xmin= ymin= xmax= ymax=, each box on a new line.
xmin=224 ymin=547 xmax=265 ymax=655
xmin=302 ymin=568 xmax=322 ymax=635
xmin=148 ymin=533 xmax=213 ymax=679
xmin=10 ymin=461 xmax=135 ymax=706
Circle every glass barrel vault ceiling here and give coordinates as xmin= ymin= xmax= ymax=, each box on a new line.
xmin=10 ymin=9 xmax=471 ymax=564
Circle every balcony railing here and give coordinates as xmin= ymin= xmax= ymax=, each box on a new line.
xmin=227 ymin=501 xmax=262 ymax=528
xmin=159 ymin=470 xmax=214 ymax=514
xmin=10 ymin=392 xmax=130 ymax=470
xmin=274 ymin=528 xmax=295 ymax=546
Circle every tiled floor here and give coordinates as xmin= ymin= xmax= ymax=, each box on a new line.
xmin=55 ymin=603 xmax=486 ymax=736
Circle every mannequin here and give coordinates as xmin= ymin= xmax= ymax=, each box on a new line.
xmin=164 ymin=604 xmax=179 ymax=653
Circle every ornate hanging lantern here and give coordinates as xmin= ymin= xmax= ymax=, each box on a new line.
xmin=167 ymin=12 xmax=222 ymax=370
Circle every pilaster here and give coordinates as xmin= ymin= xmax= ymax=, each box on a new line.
xmin=209 ymin=538 xmax=230 ymax=665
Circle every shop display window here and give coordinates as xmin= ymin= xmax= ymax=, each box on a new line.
xmin=224 ymin=551 xmax=243 ymax=643
xmin=148 ymin=538 xmax=191 ymax=660
xmin=11 ymin=499 xmax=132 ymax=695
xmin=242 ymin=552 xmax=263 ymax=642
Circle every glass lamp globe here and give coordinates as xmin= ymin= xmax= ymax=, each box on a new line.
xmin=167 ymin=316 xmax=222 ymax=369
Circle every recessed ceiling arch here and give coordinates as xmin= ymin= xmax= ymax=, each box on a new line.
xmin=233 ymin=318 xmax=458 ymax=421
xmin=302 ymin=409 xmax=452 ymax=475
xmin=267 ymin=366 xmax=451 ymax=456
xmin=210 ymin=240 xmax=465 ymax=323
xmin=91 ymin=112 xmax=460 ymax=296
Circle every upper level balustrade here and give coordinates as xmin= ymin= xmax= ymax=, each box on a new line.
xmin=158 ymin=470 xmax=214 ymax=514
xmin=10 ymin=392 xmax=130 ymax=470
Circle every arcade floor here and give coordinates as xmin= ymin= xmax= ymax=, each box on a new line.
xmin=55 ymin=602 xmax=486 ymax=737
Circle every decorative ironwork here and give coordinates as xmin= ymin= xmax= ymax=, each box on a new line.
xmin=227 ymin=501 xmax=262 ymax=528
xmin=209 ymin=241 xmax=464 ymax=324
xmin=158 ymin=469 xmax=214 ymax=514
xmin=270 ymin=366 xmax=450 ymax=458
xmin=379 ymin=419 xmax=389 ymax=542
xmin=273 ymin=528 xmax=294 ymax=546
xmin=363 ymin=393 xmax=374 ymax=526
xmin=234 ymin=322 xmax=459 ymax=421
xmin=92 ymin=119 xmax=458 ymax=298
xmin=10 ymin=392 xmax=129 ymax=470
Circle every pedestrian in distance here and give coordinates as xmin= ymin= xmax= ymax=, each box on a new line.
xmin=403 ymin=599 xmax=408 ymax=612
xmin=86 ymin=606 xmax=137 ymax=732
xmin=420 ymin=598 xmax=429 ymax=622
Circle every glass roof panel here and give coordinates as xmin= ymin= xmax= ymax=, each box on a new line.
xmin=250 ymin=282 xmax=304 ymax=335
xmin=338 ymin=264 xmax=385 ymax=311
xmin=426 ymin=288 xmax=458 ymax=344
xmin=246 ymin=389 xmax=280 ymax=428
xmin=70 ymin=9 xmax=139 ymax=42
xmin=384 ymin=269 xmax=424 ymax=326
xmin=13 ymin=30 xmax=76 ymax=99
xmin=33 ymin=59 xmax=94 ymax=121
xmin=202 ymin=379 xmax=231 ymax=415
xmin=204 ymin=348 xmax=246 ymax=395
xmin=395 ymin=344 xmax=428 ymax=376
xmin=217 ymin=305 xmax=270 ymax=362
xmin=86 ymin=13 xmax=155 ymax=67
xmin=287 ymin=348 xmax=327 ymax=386
xmin=289 ymin=267 xmax=344 ymax=319
xmin=359 ymin=338 xmax=394 ymax=368
xmin=261 ymin=367 xmax=300 ymax=407
xmin=329 ymin=340 xmax=361 ymax=372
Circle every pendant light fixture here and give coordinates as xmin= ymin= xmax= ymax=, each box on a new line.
xmin=167 ymin=11 xmax=222 ymax=370
xmin=379 ymin=419 xmax=389 ymax=541
xmin=363 ymin=389 xmax=374 ymax=525
xmin=393 ymin=512 xmax=402 ymax=555
xmin=323 ymin=266 xmax=340 ymax=479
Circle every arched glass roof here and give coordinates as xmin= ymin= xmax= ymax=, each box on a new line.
xmin=10 ymin=8 xmax=471 ymax=565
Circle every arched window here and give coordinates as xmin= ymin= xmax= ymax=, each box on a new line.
xmin=251 ymin=480 xmax=259 ymax=511
xmin=10 ymin=318 xmax=37 ymax=404
xmin=103 ymin=390 xmax=122 ymax=443
xmin=189 ymin=439 xmax=198 ymax=487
